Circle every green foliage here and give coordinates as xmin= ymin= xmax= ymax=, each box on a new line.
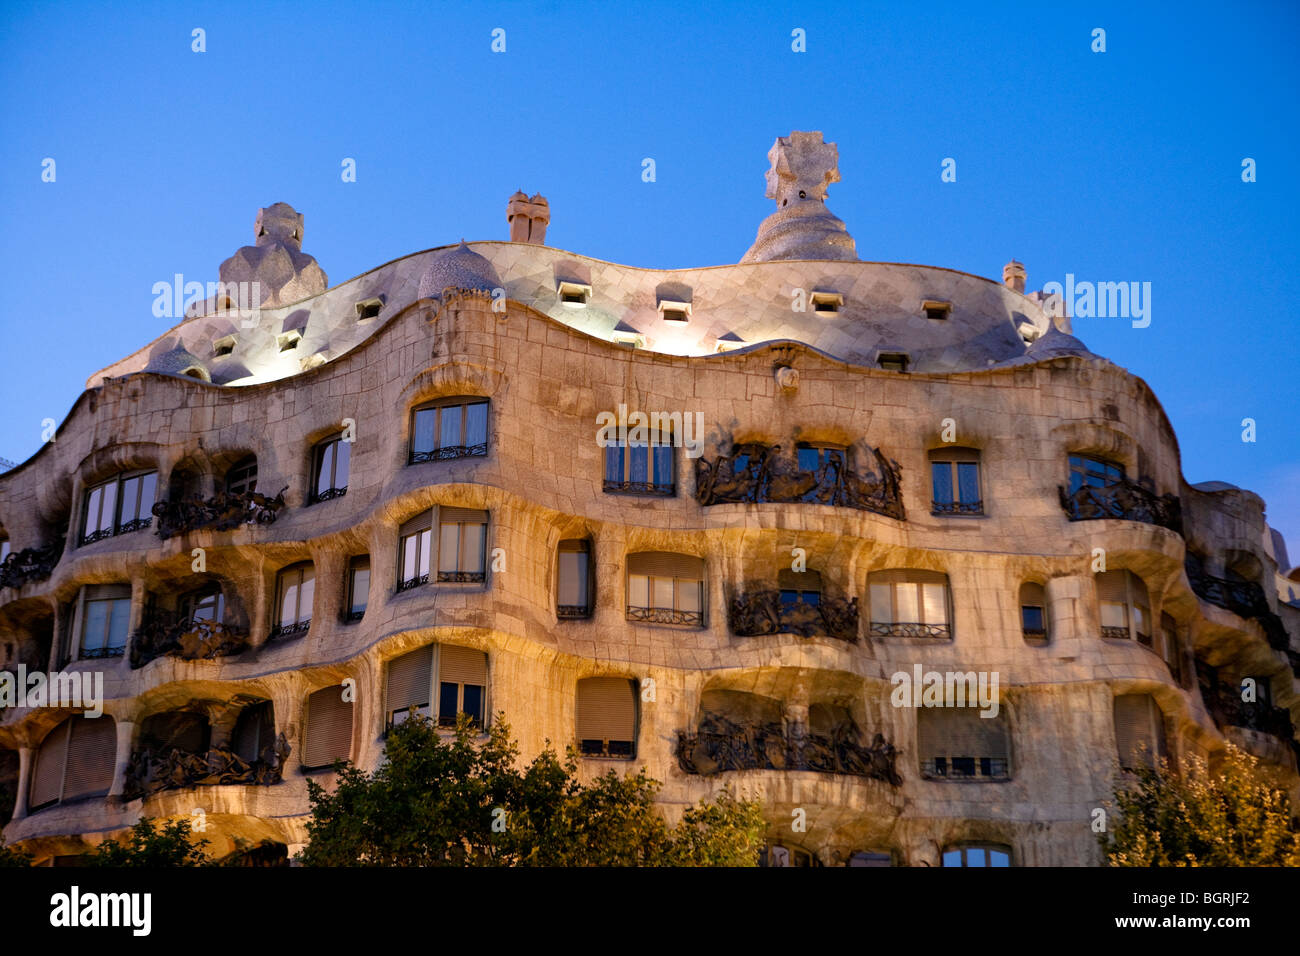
xmin=88 ymin=817 xmax=212 ymax=867
xmin=0 ymin=842 xmax=33 ymax=867
xmin=299 ymin=713 xmax=765 ymax=866
xmin=1102 ymin=743 xmax=1300 ymax=866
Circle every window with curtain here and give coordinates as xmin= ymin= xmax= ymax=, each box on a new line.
xmin=626 ymin=552 xmax=705 ymax=626
xmin=868 ymin=569 xmax=951 ymax=639
xmin=77 ymin=584 xmax=131 ymax=659
xmin=557 ymin=539 xmax=593 ymax=619
xmin=1096 ymin=569 xmax=1151 ymax=644
xmin=437 ymin=508 xmax=488 ymax=582
xmin=603 ymin=429 xmax=674 ymax=495
xmin=575 ymin=677 xmax=637 ymax=758
xmin=410 ymin=398 xmax=489 ymax=463
xmin=929 ymin=447 xmax=982 ymax=515
xmin=346 ymin=555 xmax=370 ymax=621
xmin=397 ymin=510 xmax=432 ymax=591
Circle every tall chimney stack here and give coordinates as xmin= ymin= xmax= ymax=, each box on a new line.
xmin=1003 ymin=260 xmax=1027 ymax=294
xmin=507 ymin=191 xmax=550 ymax=244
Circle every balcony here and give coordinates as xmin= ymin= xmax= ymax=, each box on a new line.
xmin=130 ymin=613 xmax=250 ymax=669
xmin=674 ymin=712 xmax=901 ymax=785
xmin=1186 ymin=560 xmax=1290 ymax=652
xmin=627 ymin=606 xmax=703 ymax=626
xmin=123 ymin=738 xmax=289 ymax=798
xmin=694 ymin=443 xmax=905 ymax=520
xmin=870 ymin=621 xmax=951 ymax=640
xmin=602 ymin=479 xmax=674 ymax=496
xmin=409 ymin=442 xmax=487 ymax=464
xmin=729 ymin=590 xmax=859 ymax=643
xmin=0 ymin=541 xmax=63 ymax=589
xmin=151 ymin=486 xmax=287 ymax=540
xmin=1058 ymin=479 xmax=1182 ymax=534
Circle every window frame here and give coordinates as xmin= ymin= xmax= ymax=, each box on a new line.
xmin=270 ymin=562 xmax=314 ymax=638
xmin=224 ymin=456 xmax=258 ymax=496
xmin=345 ymin=555 xmax=370 ymax=622
xmin=625 ymin=554 xmax=705 ymax=627
xmin=603 ymin=428 xmax=676 ymax=496
xmin=557 ymin=539 xmax=594 ymax=620
xmin=436 ymin=510 xmax=488 ymax=583
xmin=868 ymin=570 xmax=952 ymax=639
xmin=941 ymin=844 xmax=1012 ymax=867
xmin=384 ymin=644 xmax=489 ymax=732
xmin=1097 ymin=569 xmax=1152 ymax=644
xmin=75 ymin=585 xmax=131 ymax=660
xmin=1020 ymin=581 xmax=1047 ymax=643
xmin=408 ymin=397 xmax=490 ymax=465
xmin=575 ymin=676 xmax=638 ymax=759
xmin=80 ymin=469 xmax=157 ymax=545
xmin=929 ymin=447 xmax=983 ymax=516
xmin=309 ymin=434 xmax=350 ymax=504
xmin=1068 ymin=454 xmax=1125 ymax=495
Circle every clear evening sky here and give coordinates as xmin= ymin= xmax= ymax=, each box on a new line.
xmin=1 ymin=0 xmax=1296 ymax=564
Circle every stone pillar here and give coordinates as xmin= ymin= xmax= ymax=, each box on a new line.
xmin=1046 ymin=575 xmax=1087 ymax=647
xmin=12 ymin=745 xmax=31 ymax=820
xmin=107 ymin=718 xmax=135 ymax=800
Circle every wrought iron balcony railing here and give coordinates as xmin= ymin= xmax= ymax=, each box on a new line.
xmin=268 ymin=620 xmax=310 ymax=640
xmin=729 ymin=590 xmax=859 ymax=642
xmin=409 ymin=443 xmax=488 ymax=464
xmin=79 ymin=645 xmax=125 ymax=660
xmin=436 ymin=570 xmax=486 ymax=583
xmin=1058 ymin=479 xmax=1182 ymax=534
xmin=869 ymin=621 xmax=951 ymax=640
xmin=921 ymin=756 xmax=1010 ymax=780
xmin=130 ymin=613 xmax=250 ymax=669
xmin=0 ymin=540 xmax=63 ymax=590
xmin=123 ymin=735 xmax=290 ymax=798
xmin=602 ymin=480 xmax=675 ymax=496
xmin=675 ymin=712 xmax=901 ymax=785
xmin=307 ymin=486 xmax=347 ymax=505
xmin=931 ymin=500 xmax=984 ymax=516
xmin=694 ymin=443 xmax=905 ymax=520
xmin=1186 ymin=560 xmax=1291 ymax=652
xmin=557 ymin=604 xmax=592 ymax=620
xmin=396 ymin=573 xmax=429 ymax=592
xmin=152 ymin=486 xmax=287 ymax=540
xmin=627 ymin=606 xmax=704 ymax=626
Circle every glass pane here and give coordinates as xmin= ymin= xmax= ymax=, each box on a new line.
xmin=335 ymin=440 xmax=350 ymax=487
xmin=84 ymin=487 xmax=103 ymax=534
xmin=439 ymin=523 xmax=460 ymax=573
xmin=316 ymin=443 xmax=334 ymax=496
xmin=653 ymin=444 xmax=672 ymax=485
xmin=418 ymin=530 xmax=431 ymax=577
xmin=107 ymin=599 xmax=130 ymax=649
xmin=677 ymin=579 xmax=702 ymax=612
xmin=82 ymin=600 xmax=108 ymax=650
xmin=803 ymin=590 xmax=820 ymax=607
xmin=402 ymin=534 xmax=418 ymax=581
xmin=779 ymin=589 xmax=798 ymax=607
xmin=931 ymin=462 xmax=953 ymax=504
xmin=465 ymin=402 xmax=488 ymax=446
xmin=797 ymin=446 xmax=820 ymax=472
xmin=922 ymin=583 xmax=947 ymax=623
xmin=629 ymin=445 xmax=648 ymax=484
xmin=652 ymin=576 xmax=674 ymax=610
xmin=629 ymin=574 xmax=649 ymax=608
xmin=966 ymin=847 xmax=987 ymax=867
xmin=351 ymin=568 xmax=369 ymax=614
xmin=1022 ymin=606 xmax=1044 ymax=631
xmin=438 ymin=682 xmax=459 ymax=726
xmin=1132 ymin=605 xmax=1148 ymax=635
xmin=1100 ymin=602 xmax=1127 ymax=629
xmin=439 ymin=405 xmax=462 ymax=449
xmin=559 ymin=552 xmax=586 ymax=605
xmin=139 ymin=472 xmax=157 ymax=514
xmin=462 ymin=684 xmax=484 ymax=724
xmin=279 ymin=579 xmax=299 ymax=627
xmin=462 ymin=522 xmax=485 ymax=572
xmin=100 ymin=483 xmax=117 ymax=532
xmin=193 ymin=592 xmax=219 ymax=621
xmin=957 ymin=462 xmax=979 ymax=503
xmin=413 ymin=408 xmax=436 ymax=454
xmin=989 ymin=849 xmax=1010 ymax=867
xmin=942 ymin=849 xmax=962 ymax=867
xmin=895 ymin=583 xmax=920 ymax=623
xmin=605 ymin=443 xmax=623 ymax=482
xmin=298 ymin=571 xmax=314 ymax=621
xmin=118 ymin=476 xmax=140 ymax=523
xmin=870 ymin=583 xmax=893 ymax=622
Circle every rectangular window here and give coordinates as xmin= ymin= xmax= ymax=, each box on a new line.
xmin=81 ymin=471 xmax=156 ymax=544
xmin=436 ymin=508 xmax=488 ymax=582
xmin=603 ymin=431 xmax=675 ymax=495
xmin=942 ymin=846 xmax=1011 ymax=867
xmin=1068 ymin=455 xmax=1124 ymax=495
xmin=557 ymin=540 xmax=592 ymax=619
xmin=311 ymin=436 xmax=350 ymax=503
xmin=272 ymin=564 xmax=314 ymax=636
xmin=576 ymin=677 xmax=637 ymax=759
xmin=437 ymin=645 xmax=488 ymax=728
xmin=398 ymin=511 xmax=433 ymax=590
xmin=346 ymin=556 xmax=370 ymax=621
xmin=868 ymin=570 xmax=951 ymax=639
xmin=78 ymin=585 xmax=131 ymax=659
xmin=410 ymin=399 xmax=489 ymax=463
xmin=302 ymin=685 xmax=353 ymax=770
xmin=929 ymin=448 xmax=982 ymax=515
xmin=626 ymin=553 xmax=705 ymax=626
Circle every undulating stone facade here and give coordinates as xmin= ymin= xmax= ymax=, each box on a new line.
xmin=0 ymin=132 xmax=1296 ymax=866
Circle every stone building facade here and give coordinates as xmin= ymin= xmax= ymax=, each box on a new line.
xmin=1 ymin=132 xmax=1296 ymax=866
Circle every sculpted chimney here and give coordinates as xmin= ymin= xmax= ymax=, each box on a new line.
xmin=1003 ymin=260 xmax=1027 ymax=294
xmin=507 ymin=190 xmax=550 ymax=244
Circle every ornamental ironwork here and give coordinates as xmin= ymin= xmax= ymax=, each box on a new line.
xmin=694 ymin=443 xmax=904 ymax=520
xmin=1186 ymin=559 xmax=1290 ymax=652
xmin=1058 ymin=479 xmax=1182 ymax=534
xmin=80 ymin=646 xmax=124 ymax=660
xmin=409 ymin=443 xmax=488 ymax=464
xmin=268 ymin=620 xmax=310 ymax=640
xmin=675 ymin=712 xmax=901 ymax=785
xmin=436 ymin=570 xmax=486 ymax=583
xmin=396 ymin=574 xmax=429 ymax=592
xmin=869 ymin=621 xmax=951 ymax=640
xmin=729 ymin=590 xmax=858 ymax=642
xmin=0 ymin=540 xmax=63 ymax=589
xmin=152 ymin=486 xmax=288 ymax=540
xmin=627 ymin=606 xmax=704 ymax=626
xmin=931 ymin=500 xmax=983 ymax=516
xmin=557 ymin=604 xmax=591 ymax=620
xmin=602 ymin=480 xmax=675 ymax=496
xmin=1100 ymin=625 xmax=1131 ymax=641
xmin=308 ymin=486 xmax=348 ymax=504
xmin=123 ymin=734 xmax=290 ymax=798
xmin=131 ymin=613 xmax=250 ymax=669
xmin=1196 ymin=662 xmax=1297 ymax=757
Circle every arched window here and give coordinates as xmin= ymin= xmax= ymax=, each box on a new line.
xmin=868 ymin=569 xmax=951 ymax=639
xmin=302 ymin=685 xmax=354 ymax=771
xmin=1096 ymin=570 xmax=1151 ymax=644
xmin=225 ymin=456 xmax=258 ymax=496
xmin=942 ymin=844 xmax=1012 ymax=867
xmin=575 ymin=677 xmax=637 ymax=758
xmin=626 ymin=552 xmax=705 ymax=626
xmin=29 ymin=715 xmax=116 ymax=811
xmin=1020 ymin=582 xmax=1047 ymax=643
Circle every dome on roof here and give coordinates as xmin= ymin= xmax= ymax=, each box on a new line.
xmin=147 ymin=345 xmax=210 ymax=381
xmin=417 ymin=243 xmax=503 ymax=300
xmin=1023 ymin=324 xmax=1097 ymax=361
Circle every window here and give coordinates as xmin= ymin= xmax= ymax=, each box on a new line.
xmin=1068 ymin=454 xmax=1124 ymax=495
xmin=345 ymin=556 xmax=369 ymax=622
xmin=302 ymin=685 xmax=353 ymax=771
xmin=271 ymin=562 xmax=314 ymax=637
xmin=1160 ymin=612 xmax=1183 ymax=684
xmin=410 ymin=398 xmax=489 ymax=463
xmin=942 ymin=845 xmax=1011 ymax=867
xmin=929 ymin=447 xmax=982 ymax=515
xmin=310 ymin=435 xmax=350 ymax=503
xmin=812 ymin=291 xmax=843 ymax=314
xmin=77 ymin=584 xmax=131 ymax=659
xmin=1114 ymin=693 xmax=1167 ymax=771
xmin=80 ymin=470 xmax=157 ymax=544
xmin=355 ymin=297 xmax=383 ymax=321
xmin=922 ymin=300 xmax=952 ymax=321
xmin=1020 ymin=582 xmax=1047 ymax=643
xmin=778 ymin=568 xmax=821 ymax=607
xmin=1096 ymin=570 xmax=1151 ymax=644
xmin=179 ymin=586 xmax=225 ymax=625
xmin=626 ymin=552 xmax=705 ymax=626
xmin=868 ymin=569 xmax=951 ymax=639
xmin=575 ymin=677 xmax=637 ymax=758
xmin=438 ymin=508 xmax=488 ymax=582
xmin=658 ymin=300 xmax=691 ymax=323
xmin=385 ymin=644 xmax=487 ymax=729
xmin=847 ymin=851 xmax=893 ymax=867
xmin=557 ymin=539 xmax=593 ymax=619
xmin=212 ymin=335 xmax=236 ymax=357
xmin=232 ymin=701 xmax=275 ymax=763
xmin=796 ymin=443 xmax=846 ymax=475
xmin=760 ymin=844 xmax=817 ymax=867
xmin=558 ymin=280 xmax=591 ymax=307
xmin=918 ymin=709 xmax=1011 ymax=780
xmin=0 ymin=536 xmax=9 ymax=562
xmin=604 ymin=430 xmax=674 ymax=495
xmin=29 ymin=715 xmax=116 ymax=810
xmin=277 ymin=330 xmax=301 ymax=352
xmin=878 ymin=352 xmax=909 ymax=372
xmin=225 ymin=456 xmax=258 ymax=495
xmin=397 ymin=510 xmax=432 ymax=590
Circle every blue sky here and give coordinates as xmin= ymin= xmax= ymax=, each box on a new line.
xmin=1 ymin=0 xmax=1296 ymax=563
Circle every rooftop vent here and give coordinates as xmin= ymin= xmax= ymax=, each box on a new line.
xmin=557 ymin=280 xmax=591 ymax=308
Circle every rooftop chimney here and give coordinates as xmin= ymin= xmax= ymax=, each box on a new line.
xmin=507 ymin=191 xmax=550 ymax=244
xmin=1003 ymin=260 xmax=1027 ymax=294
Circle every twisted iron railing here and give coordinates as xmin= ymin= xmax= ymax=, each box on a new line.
xmin=123 ymin=735 xmax=290 ymax=798
xmin=729 ymin=590 xmax=858 ymax=642
xmin=627 ymin=606 xmax=704 ymax=626
xmin=1058 ymin=479 xmax=1182 ymax=534
xmin=151 ymin=486 xmax=287 ymax=540
xmin=0 ymin=540 xmax=63 ymax=589
xmin=1186 ymin=560 xmax=1290 ymax=652
xmin=130 ymin=613 xmax=249 ymax=669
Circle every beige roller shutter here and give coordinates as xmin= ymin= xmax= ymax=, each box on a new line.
xmin=778 ymin=569 xmax=822 ymax=590
xmin=85 ymin=584 xmax=131 ymax=601
xmin=439 ymin=507 xmax=488 ymax=524
xmin=304 ymin=686 xmax=354 ymax=768
xmin=30 ymin=721 xmax=69 ymax=807
xmin=928 ymin=446 xmax=980 ymax=463
xmin=1114 ymin=694 xmax=1160 ymax=770
xmin=576 ymin=677 xmax=636 ymax=742
xmin=627 ymin=552 xmax=704 ymax=578
xmin=1019 ymin=582 xmax=1046 ymax=606
xmin=917 ymin=709 xmax=1008 ymax=762
xmin=439 ymin=645 xmax=487 ymax=685
xmin=1128 ymin=573 xmax=1150 ymax=608
xmin=399 ymin=510 xmax=433 ymax=537
xmin=62 ymin=716 xmax=116 ymax=800
xmin=387 ymin=646 xmax=433 ymax=715
xmin=871 ymin=568 xmax=947 ymax=586
xmin=1096 ymin=570 xmax=1127 ymax=603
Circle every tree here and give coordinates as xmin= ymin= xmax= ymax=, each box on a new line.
xmin=88 ymin=817 xmax=211 ymax=867
xmin=299 ymin=713 xmax=765 ymax=866
xmin=1102 ymin=742 xmax=1300 ymax=866
xmin=0 ymin=842 xmax=32 ymax=867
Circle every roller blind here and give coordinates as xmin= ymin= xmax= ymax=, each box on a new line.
xmin=439 ymin=507 xmax=488 ymax=524
xmin=84 ymin=584 xmax=131 ymax=601
xmin=62 ymin=716 xmax=116 ymax=800
xmin=439 ymin=645 xmax=487 ymax=685
xmin=627 ymin=552 xmax=704 ymax=578
xmin=1114 ymin=694 xmax=1164 ymax=770
xmin=399 ymin=510 xmax=433 ymax=537
xmin=30 ymin=722 xmax=69 ymax=807
xmin=233 ymin=702 xmax=274 ymax=763
xmin=870 ymin=568 xmax=948 ymax=586
xmin=576 ymin=678 xmax=636 ymax=742
xmin=304 ymin=686 xmax=353 ymax=768
xmin=387 ymin=646 xmax=433 ymax=715
xmin=1096 ymin=570 xmax=1128 ymax=603
xmin=917 ymin=709 xmax=1008 ymax=762
xmin=928 ymin=446 xmax=980 ymax=463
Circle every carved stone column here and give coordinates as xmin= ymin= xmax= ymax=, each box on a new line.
xmin=11 ymin=745 xmax=31 ymax=820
